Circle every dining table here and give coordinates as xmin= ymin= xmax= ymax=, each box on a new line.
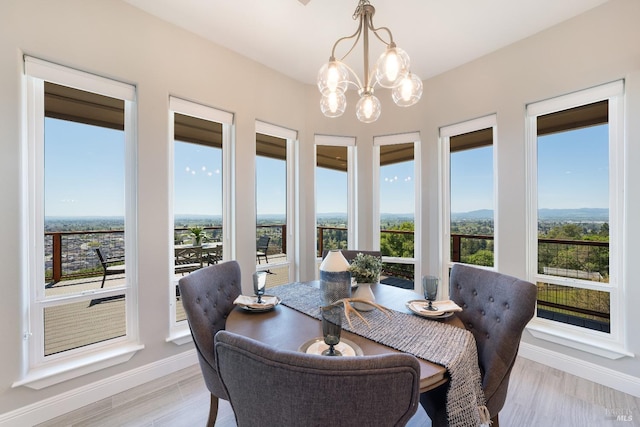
xmin=226 ymin=280 xmax=465 ymax=393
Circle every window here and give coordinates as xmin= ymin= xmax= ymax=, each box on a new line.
xmin=374 ymin=133 xmax=421 ymax=289
xmin=315 ymin=135 xmax=356 ymax=263
xmin=440 ymin=115 xmax=497 ymax=278
xmin=19 ymin=57 xmax=141 ymax=388
xmin=255 ymin=122 xmax=297 ymax=287
xmin=168 ymin=97 xmax=233 ymax=339
xmin=526 ymin=81 xmax=630 ymax=359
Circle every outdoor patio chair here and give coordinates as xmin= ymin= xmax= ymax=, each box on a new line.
xmin=256 ymin=235 xmax=270 ymax=264
xmin=215 ymin=330 xmax=421 ymax=427
xmin=174 ymin=246 xmax=203 ymax=275
xmin=420 ymin=264 xmax=537 ymax=427
xmin=94 ymin=248 xmax=125 ymax=289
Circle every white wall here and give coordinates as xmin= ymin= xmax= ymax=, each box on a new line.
xmin=0 ymin=0 xmax=638 ymax=419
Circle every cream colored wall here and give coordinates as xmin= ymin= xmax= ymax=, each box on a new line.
xmin=0 ymin=0 xmax=638 ymax=417
xmin=305 ymin=0 xmax=640 ymax=380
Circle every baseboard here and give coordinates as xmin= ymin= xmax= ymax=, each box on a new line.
xmin=518 ymin=342 xmax=640 ymax=398
xmin=0 ymin=349 xmax=198 ymax=426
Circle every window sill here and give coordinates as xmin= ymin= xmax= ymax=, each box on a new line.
xmin=527 ymin=318 xmax=633 ymax=360
xmin=12 ymin=342 xmax=144 ymax=390
xmin=166 ymin=322 xmax=192 ymax=346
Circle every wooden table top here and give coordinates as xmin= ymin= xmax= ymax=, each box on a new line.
xmin=226 ymin=281 xmax=462 ymax=392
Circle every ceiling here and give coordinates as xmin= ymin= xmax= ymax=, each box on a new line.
xmin=123 ymin=0 xmax=609 ymax=85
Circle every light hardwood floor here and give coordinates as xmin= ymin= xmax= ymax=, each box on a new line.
xmin=37 ymin=356 xmax=639 ymax=427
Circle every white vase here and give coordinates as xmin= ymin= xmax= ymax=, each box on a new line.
xmin=319 ymin=250 xmax=351 ymax=305
xmin=352 ymin=283 xmax=376 ymax=311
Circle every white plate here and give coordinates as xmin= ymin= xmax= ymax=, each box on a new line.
xmin=406 ymin=300 xmax=455 ymax=319
xmin=298 ymin=337 xmax=363 ymax=357
xmin=237 ymin=295 xmax=281 ymax=312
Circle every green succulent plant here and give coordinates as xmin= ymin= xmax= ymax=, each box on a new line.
xmin=348 ymin=253 xmax=383 ymax=283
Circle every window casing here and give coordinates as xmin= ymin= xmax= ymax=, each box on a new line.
xmin=255 ymin=121 xmax=297 ymax=285
xmin=525 ymin=81 xmax=630 ymax=359
xmin=373 ymin=133 xmax=421 ymax=290
xmin=18 ymin=57 xmax=141 ymax=389
xmin=314 ymin=135 xmax=356 ymax=267
xmin=440 ymin=115 xmax=497 ymax=288
xmin=167 ymin=97 xmax=233 ymax=343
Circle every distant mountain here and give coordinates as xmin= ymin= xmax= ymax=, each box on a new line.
xmin=451 ymin=209 xmax=493 ymax=220
xmin=538 ymin=208 xmax=608 ymax=221
xmin=451 ymin=208 xmax=609 ymax=221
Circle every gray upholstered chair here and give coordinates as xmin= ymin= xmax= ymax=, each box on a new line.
xmin=420 ymin=264 xmax=537 ymax=427
xmin=215 ymin=330 xmax=421 ymax=427
xmin=178 ymin=261 xmax=242 ymax=427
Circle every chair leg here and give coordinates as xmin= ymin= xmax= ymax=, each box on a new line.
xmin=420 ymin=383 xmax=449 ymax=427
xmin=100 ymin=272 xmax=107 ymax=288
xmin=207 ymin=394 xmax=219 ymax=427
xmin=491 ymin=414 xmax=499 ymax=427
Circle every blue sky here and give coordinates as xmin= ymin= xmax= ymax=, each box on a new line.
xmin=44 ymin=118 xmax=608 ymax=218
xmin=45 ymin=118 xmax=125 ymax=217
xmin=537 ymin=124 xmax=608 ymax=209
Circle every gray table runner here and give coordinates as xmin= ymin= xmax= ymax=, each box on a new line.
xmin=270 ymin=282 xmax=490 ymax=427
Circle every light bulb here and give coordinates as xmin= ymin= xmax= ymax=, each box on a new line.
xmin=320 ymin=92 xmax=346 ymax=118
xmin=317 ymin=60 xmax=348 ymax=95
xmin=363 ymin=98 xmax=373 ymax=117
xmin=401 ymin=77 xmax=413 ymax=101
xmin=327 ymin=64 xmax=340 ymax=93
xmin=392 ymin=73 xmax=423 ymax=107
xmin=328 ymin=92 xmax=339 ymax=113
xmin=384 ymin=49 xmax=400 ymax=83
xmin=375 ymin=47 xmax=409 ymax=88
xmin=356 ymin=94 xmax=381 ymax=123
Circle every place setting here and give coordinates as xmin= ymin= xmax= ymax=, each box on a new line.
xmin=298 ymin=304 xmax=363 ymax=357
xmin=233 ymin=271 xmax=281 ymax=312
xmin=406 ymin=275 xmax=462 ymax=319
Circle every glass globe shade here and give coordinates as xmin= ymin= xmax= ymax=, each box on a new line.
xmin=356 ymin=93 xmax=381 ymax=123
xmin=375 ymin=46 xmax=410 ymax=88
xmin=317 ymin=60 xmax=348 ymax=95
xmin=320 ymin=92 xmax=347 ymax=118
xmin=392 ymin=73 xmax=423 ymax=107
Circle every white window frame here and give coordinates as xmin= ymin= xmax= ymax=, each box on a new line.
xmin=16 ymin=57 xmax=142 ymax=389
xmin=439 ymin=115 xmax=498 ymax=293
xmin=373 ymin=132 xmax=421 ymax=291
xmin=314 ymin=134 xmax=357 ymax=266
xmin=167 ymin=97 xmax=234 ymax=344
xmin=255 ymin=121 xmax=298 ymax=281
xmin=525 ymin=80 xmax=631 ymax=359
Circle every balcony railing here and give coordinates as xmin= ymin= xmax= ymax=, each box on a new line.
xmin=45 ymin=229 xmax=610 ymax=330
xmin=450 ymin=233 xmax=610 ymax=331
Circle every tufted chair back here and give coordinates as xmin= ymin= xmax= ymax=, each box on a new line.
xmin=215 ymin=330 xmax=421 ymax=427
xmin=421 ymin=264 xmax=536 ymax=426
xmin=452 ymin=264 xmax=536 ymax=419
xmin=178 ymin=261 xmax=242 ymax=426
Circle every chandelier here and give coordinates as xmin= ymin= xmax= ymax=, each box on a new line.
xmin=317 ymin=0 xmax=423 ymax=123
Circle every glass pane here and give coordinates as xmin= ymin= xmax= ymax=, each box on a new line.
xmin=256 ymin=133 xmax=287 ymax=287
xmin=379 ymin=143 xmax=415 ymax=285
xmin=536 ymin=282 xmax=610 ymax=332
xmin=316 ymin=145 xmax=348 ymax=257
xmin=43 ymin=75 xmax=127 ymax=295
xmin=43 ymin=82 xmax=127 ymax=354
xmin=173 ymin=113 xmax=223 ymax=322
xmin=536 ymin=101 xmax=610 ymax=331
xmin=44 ymin=296 xmax=126 ymax=356
xmin=450 ymin=128 xmax=494 ymax=267
xmin=537 ymin=120 xmax=609 ymax=283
